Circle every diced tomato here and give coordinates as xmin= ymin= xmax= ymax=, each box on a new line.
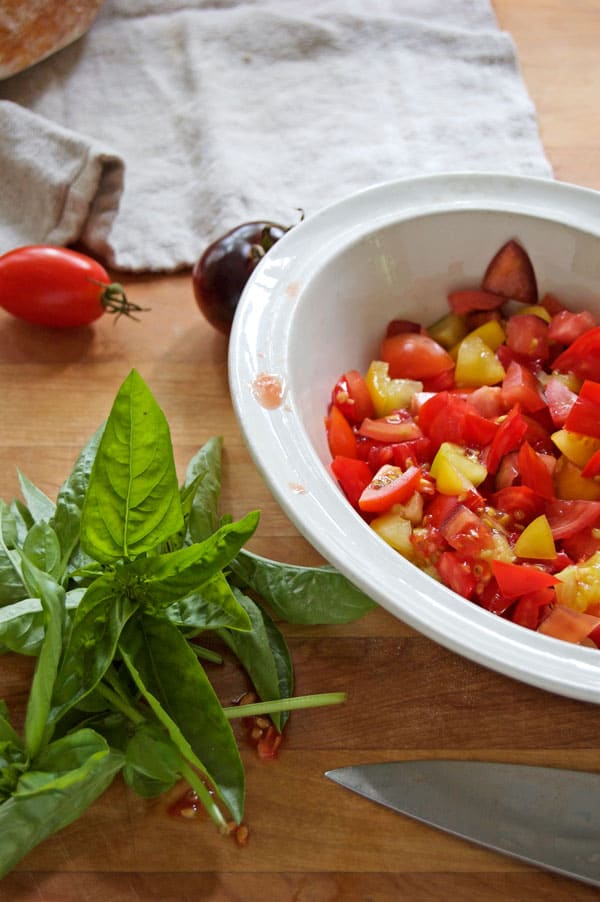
xmin=490 ymin=485 xmax=545 ymax=525
xmin=391 ymin=436 xmax=433 ymax=468
xmin=501 ymin=360 xmax=545 ymax=413
xmin=511 ymin=587 xmax=555 ymax=630
xmin=547 ymin=309 xmax=597 ymax=345
xmin=505 ymin=314 xmax=549 ymax=363
xmin=580 ymin=448 xmax=600 ymax=479
xmin=491 ymin=560 xmax=559 ymax=598
xmin=564 ymin=380 xmax=600 ymax=439
xmin=466 ymin=385 xmax=505 ymax=419
xmin=417 ymin=391 xmax=475 ymax=451
xmin=544 ymin=376 xmax=577 ymax=427
xmin=381 ymin=333 xmax=455 ymax=381
xmin=423 ymin=493 xmax=461 ymax=528
xmin=516 ymin=442 xmax=555 ymax=499
xmin=358 ymin=464 xmax=422 ymax=513
xmin=332 ymin=370 xmax=376 ymax=424
xmin=358 ymin=411 xmax=422 ymax=444
xmin=437 ymin=551 xmax=477 ymax=599
xmin=544 ymin=499 xmax=600 ymax=540
xmin=385 ymin=319 xmax=422 ymax=337
xmin=447 ymin=289 xmax=505 ymax=316
xmin=481 ymin=240 xmax=538 ymax=305
xmin=561 ymin=526 xmax=600 ymax=562
xmin=331 ymin=456 xmax=373 ymax=508
xmin=540 ymin=293 xmax=566 ymax=316
xmin=438 ymin=504 xmax=494 ymax=556
xmin=421 ymin=368 xmax=456 ymax=393
xmin=521 ymin=412 xmax=555 ymax=455
xmin=257 ymin=725 xmax=283 ymax=759
xmin=326 ymin=405 xmax=357 ymax=459
xmin=485 ymin=404 xmax=529 ymax=474
xmin=365 ymin=443 xmax=394 ymax=474
xmin=538 ymin=605 xmax=600 ymax=644
xmin=553 ymin=326 xmax=600 ymax=381
xmin=462 ymin=409 xmax=499 ymax=446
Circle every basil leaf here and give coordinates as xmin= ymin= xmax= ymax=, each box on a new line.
xmin=123 ymin=722 xmax=180 ymax=798
xmin=52 ymin=425 xmax=104 ymax=576
xmin=231 ymin=549 xmax=376 ymax=624
xmin=119 ymin=616 xmax=245 ymax=822
xmin=163 ymin=572 xmax=252 ymax=632
xmin=22 ymin=523 xmax=61 ymax=581
xmin=80 ymin=370 xmax=183 ymax=563
xmin=19 ymin=556 xmax=65 ymax=759
xmin=218 ymin=588 xmax=293 ymax=731
xmin=0 ymin=703 xmax=27 ymax=800
xmin=0 ymin=503 xmax=26 ymax=605
xmin=16 ymin=471 xmax=55 ymax=524
xmin=184 ymin=436 xmax=223 ymax=543
xmin=129 ymin=511 xmax=259 ymax=610
xmin=0 ymin=702 xmax=22 ymax=746
xmin=0 ymin=590 xmax=84 ymax=658
xmin=51 ymin=574 xmax=138 ymax=723
xmin=0 ymin=729 xmax=123 ymax=879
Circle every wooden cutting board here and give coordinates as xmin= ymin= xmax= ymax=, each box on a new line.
xmin=1 ymin=2 xmax=599 ymax=898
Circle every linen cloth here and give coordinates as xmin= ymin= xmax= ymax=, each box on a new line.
xmin=0 ymin=0 xmax=552 ymax=272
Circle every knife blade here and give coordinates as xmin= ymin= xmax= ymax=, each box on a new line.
xmin=325 ymin=760 xmax=600 ymax=887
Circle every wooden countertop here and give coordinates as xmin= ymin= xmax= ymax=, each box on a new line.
xmin=1 ymin=2 xmax=600 ymax=899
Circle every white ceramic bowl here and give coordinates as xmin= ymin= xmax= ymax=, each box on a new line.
xmin=228 ymin=172 xmax=600 ymax=704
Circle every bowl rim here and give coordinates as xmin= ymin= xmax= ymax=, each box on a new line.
xmin=229 ymin=171 xmax=600 ymax=705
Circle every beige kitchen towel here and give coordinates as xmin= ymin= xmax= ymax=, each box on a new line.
xmin=0 ymin=0 xmax=553 ymax=271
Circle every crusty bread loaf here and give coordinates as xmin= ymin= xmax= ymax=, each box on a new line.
xmin=0 ymin=0 xmax=104 ymax=79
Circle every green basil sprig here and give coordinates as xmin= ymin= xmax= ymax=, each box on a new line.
xmin=0 ymin=369 xmax=374 ymax=877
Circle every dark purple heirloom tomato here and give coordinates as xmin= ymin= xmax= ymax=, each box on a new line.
xmin=192 ymin=221 xmax=286 ymax=335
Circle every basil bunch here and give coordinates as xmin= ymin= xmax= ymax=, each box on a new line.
xmin=0 ymin=370 xmax=374 ymax=877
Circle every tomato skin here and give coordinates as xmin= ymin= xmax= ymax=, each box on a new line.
xmin=0 ymin=245 xmax=124 ymax=328
xmin=547 ymin=309 xmax=597 ymax=345
xmin=485 ymin=404 xmax=529 ymax=474
xmin=193 ymin=221 xmax=286 ymax=334
xmin=381 ymin=332 xmax=454 ymax=380
xmin=332 ymin=370 xmax=375 ymax=425
xmin=491 ymin=560 xmax=559 ymax=597
xmin=325 ymin=406 xmax=357 ymax=459
xmin=553 ymin=326 xmax=600 ymax=381
xmin=481 ymin=239 xmax=538 ymax=305
xmin=447 ymin=289 xmax=504 ymax=316
xmin=331 ymin=456 xmax=372 ymax=508
xmin=358 ymin=464 xmax=421 ymax=513
xmin=564 ymin=380 xmax=600 ymax=439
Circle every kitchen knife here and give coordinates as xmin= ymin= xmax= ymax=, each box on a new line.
xmin=325 ymin=760 xmax=600 ymax=887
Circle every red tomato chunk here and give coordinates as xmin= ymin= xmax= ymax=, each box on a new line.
xmin=326 ymin=240 xmax=600 ymax=649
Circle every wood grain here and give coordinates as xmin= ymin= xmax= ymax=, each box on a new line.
xmin=1 ymin=2 xmax=599 ymax=899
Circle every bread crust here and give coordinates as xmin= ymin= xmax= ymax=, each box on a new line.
xmin=0 ymin=0 xmax=105 ymax=79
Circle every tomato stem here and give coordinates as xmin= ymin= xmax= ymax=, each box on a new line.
xmin=99 ymin=282 xmax=148 ymax=321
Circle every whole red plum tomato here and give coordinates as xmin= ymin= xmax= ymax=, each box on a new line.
xmin=192 ymin=221 xmax=286 ymax=335
xmin=0 ymin=245 xmax=143 ymax=328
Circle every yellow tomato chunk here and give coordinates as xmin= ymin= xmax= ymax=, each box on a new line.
xmin=551 ymin=430 xmax=600 ymax=469
xmin=454 ymin=335 xmax=506 ymax=387
xmin=365 ymin=360 xmax=422 ymax=417
xmin=430 ymin=442 xmax=487 ymax=494
xmin=556 ymin=551 xmax=600 ymax=613
xmin=370 ymin=512 xmax=414 ymax=558
xmin=514 ymin=514 xmax=556 ymax=560
xmin=554 ymin=457 xmax=600 ymax=501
